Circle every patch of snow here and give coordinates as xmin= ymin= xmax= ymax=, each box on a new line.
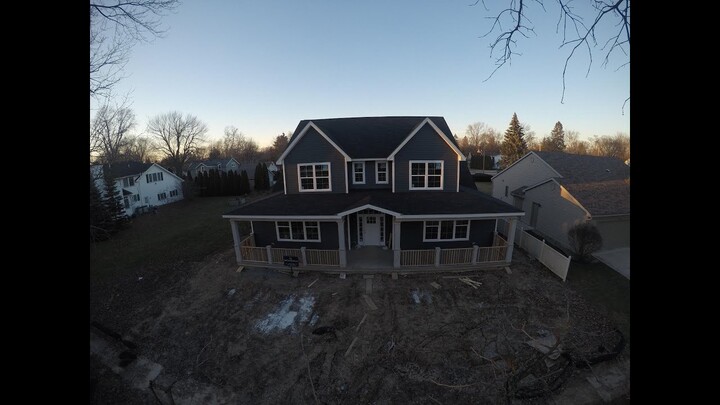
xmin=410 ymin=289 xmax=432 ymax=304
xmin=254 ymin=294 xmax=317 ymax=334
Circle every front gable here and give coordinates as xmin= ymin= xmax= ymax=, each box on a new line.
xmin=281 ymin=125 xmax=348 ymax=194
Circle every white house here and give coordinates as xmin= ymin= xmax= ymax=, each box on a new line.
xmin=91 ymin=161 xmax=185 ymax=217
xmin=491 ymin=151 xmax=630 ymax=253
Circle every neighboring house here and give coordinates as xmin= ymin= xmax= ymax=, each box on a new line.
xmin=186 ymin=158 xmax=278 ymax=188
xmin=223 ymin=116 xmax=525 ymax=269
xmin=91 ymin=161 xmax=185 ymax=217
xmin=491 ymin=151 xmax=630 ymax=252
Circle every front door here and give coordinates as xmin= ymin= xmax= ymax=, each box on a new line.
xmin=359 ymin=214 xmax=384 ymax=246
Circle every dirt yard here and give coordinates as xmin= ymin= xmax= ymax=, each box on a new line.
xmin=89 ymin=248 xmax=630 ymax=404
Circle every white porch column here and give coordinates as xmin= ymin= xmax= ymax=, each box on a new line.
xmin=393 ymin=219 xmax=401 ymax=268
xmin=505 ymin=217 xmax=518 ymax=263
xmin=337 ymin=219 xmax=347 ymax=267
xmin=231 ymin=220 xmax=242 ymax=263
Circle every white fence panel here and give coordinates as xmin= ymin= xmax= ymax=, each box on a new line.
xmin=499 ymin=219 xmax=572 ymax=282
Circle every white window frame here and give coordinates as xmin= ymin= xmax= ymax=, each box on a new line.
xmin=353 ymin=162 xmax=365 ymax=184
xmin=297 ymin=162 xmax=332 ymax=192
xmin=375 ymin=161 xmax=388 ymax=184
xmin=275 ymin=221 xmax=321 ymax=242
xmin=409 ymin=160 xmax=443 ymax=190
xmin=422 ymin=220 xmax=470 ymax=242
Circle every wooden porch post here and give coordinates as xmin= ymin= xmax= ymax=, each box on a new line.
xmin=505 ymin=217 xmax=518 ymax=263
xmin=337 ymin=219 xmax=347 ymax=267
xmin=393 ymin=219 xmax=401 ymax=268
xmin=231 ymin=220 xmax=242 ymax=263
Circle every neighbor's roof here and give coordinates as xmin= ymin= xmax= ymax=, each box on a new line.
xmin=288 ymin=116 xmax=459 ymax=159
xmin=103 ymin=161 xmax=152 ymax=178
xmin=223 ymin=188 xmax=523 ymax=218
xmin=532 ymin=151 xmax=630 ymax=216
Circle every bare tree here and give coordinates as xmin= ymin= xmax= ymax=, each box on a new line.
xmin=589 ymin=132 xmax=629 ymax=161
xmin=121 ymin=135 xmax=154 ymax=162
xmin=147 ymin=111 xmax=208 ymax=175
xmin=465 ymin=122 xmax=487 ymax=152
xmin=90 ymin=0 xmax=180 ymax=98
xmin=222 ymin=126 xmax=260 ymax=161
xmin=521 ymin=123 xmax=539 ymax=151
xmin=90 ymin=95 xmax=136 ymax=163
xmin=565 ymin=130 xmax=589 ymax=154
xmin=476 ymin=0 xmax=630 ymax=107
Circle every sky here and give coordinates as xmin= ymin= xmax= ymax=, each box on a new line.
xmin=91 ymin=0 xmax=630 ymax=149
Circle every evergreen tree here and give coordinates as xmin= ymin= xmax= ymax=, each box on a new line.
xmin=102 ymin=172 xmax=127 ymax=232
xmin=500 ymin=113 xmax=528 ymax=168
xmin=240 ymin=170 xmax=250 ymax=194
xmin=220 ymin=170 xmax=229 ymax=196
xmin=254 ymin=162 xmax=269 ymax=190
xmin=261 ymin=162 xmax=269 ymax=189
xmin=90 ymin=172 xmax=112 ymax=242
xmin=541 ymin=121 xmax=566 ymax=152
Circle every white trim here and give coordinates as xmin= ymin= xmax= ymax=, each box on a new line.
xmin=297 ymin=162 xmax=332 ymax=192
xmin=336 ymin=204 xmax=402 ymax=218
xmin=275 ymin=220 xmax=322 ymax=242
xmin=391 ymin=160 xmax=396 ymax=193
xmin=250 ymin=221 xmax=254 ymax=234
xmin=376 ymin=161 xmax=389 ymax=184
xmin=282 ymin=164 xmax=287 ymax=195
xmin=387 ymin=118 xmax=466 ymax=161
xmin=422 ymin=219 xmax=471 ymax=242
xmin=491 ymin=151 xmax=562 ymax=180
xmin=344 ymin=160 xmax=349 ymax=193
xmin=276 ymin=121 xmax=351 ymax=164
xmin=357 ymin=213 xmax=385 ymax=246
xmin=352 ymin=162 xmax=365 ymax=184
xmin=349 ymin=158 xmax=386 ymax=161
xmin=146 ymin=163 xmax=184 ymax=182
xmin=223 ymin=214 xmax=341 ymax=220
xmin=409 ymin=160 xmax=444 ymax=190
xmin=397 ymin=212 xmax=525 ymax=220
xmin=456 ymin=161 xmax=460 ymax=192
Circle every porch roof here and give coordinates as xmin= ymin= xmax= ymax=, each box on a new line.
xmin=223 ymin=187 xmax=524 ymax=219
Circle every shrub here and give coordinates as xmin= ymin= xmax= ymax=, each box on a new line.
xmin=567 ymin=222 xmax=603 ymax=262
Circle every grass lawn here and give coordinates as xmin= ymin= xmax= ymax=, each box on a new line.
xmin=90 ymin=195 xmax=258 ymax=280
xmin=475 ymin=181 xmax=493 ymax=195
xmin=566 ymin=259 xmax=630 ymax=346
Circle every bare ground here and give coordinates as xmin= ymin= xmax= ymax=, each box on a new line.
xmin=89 ymin=248 xmax=630 ymax=404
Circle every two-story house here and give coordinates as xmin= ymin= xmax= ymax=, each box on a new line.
xmin=91 ymin=161 xmax=185 ymax=217
xmin=223 ymin=116 xmax=524 ymax=270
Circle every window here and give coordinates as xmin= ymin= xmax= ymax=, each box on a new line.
xmin=132 ymin=195 xmax=140 ymax=202
xmin=158 ymin=192 xmax=167 ymax=201
xmin=146 ymin=172 xmax=163 ymax=183
xmin=276 ymin=221 xmax=321 ymax=241
xmin=353 ymin=162 xmax=365 ymax=184
xmin=122 ymin=177 xmax=135 ymax=187
xmin=123 ymin=197 xmax=130 ymax=209
xmin=423 ymin=220 xmax=470 ymax=241
xmin=298 ymin=163 xmax=331 ymax=191
xmin=169 ymin=189 xmax=178 ymax=197
xmin=505 ymin=185 xmax=508 ymax=197
xmin=410 ymin=161 xmax=443 ymax=190
xmin=376 ymin=161 xmax=388 ymax=184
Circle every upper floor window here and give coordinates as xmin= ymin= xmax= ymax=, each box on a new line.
xmin=353 ymin=162 xmax=365 ymax=184
xmin=276 ymin=221 xmax=321 ymax=241
xmin=146 ymin=172 xmax=163 ymax=183
xmin=423 ymin=220 xmax=470 ymax=241
xmin=376 ymin=161 xmax=388 ymax=184
xmin=169 ymin=189 xmax=179 ymax=197
xmin=410 ymin=161 xmax=443 ymax=190
xmin=122 ymin=177 xmax=135 ymax=187
xmin=298 ymin=163 xmax=331 ymax=191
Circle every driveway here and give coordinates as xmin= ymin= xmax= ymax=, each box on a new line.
xmin=593 ymin=248 xmax=630 ymax=279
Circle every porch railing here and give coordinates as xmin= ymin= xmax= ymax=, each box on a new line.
xmin=237 ymin=233 xmax=340 ymax=267
xmin=399 ymin=234 xmax=508 ymax=267
xmin=400 ymin=249 xmax=436 ymax=266
xmin=306 ymin=249 xmax=340 ymax=266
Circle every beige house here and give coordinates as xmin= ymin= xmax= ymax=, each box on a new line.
xmin=491 ymin=151 xmax=629 ymax=253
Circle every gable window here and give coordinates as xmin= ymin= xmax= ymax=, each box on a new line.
xmin=410 ymin=161 xmax=443 ymax=190
xmin=122 ymin=177 xmax=135 ymax=187
xmin=298 ymin=163 xmax=331 ymax=191
xmin=146 ymin=172 xmax=163 ymax=183
xmin=158 ymin=192 xmax=167 ymax=201
xmin=169 ymin=189 xmax=178 ymax=197
xmin=423 ymin=220 xmax=470 ymax=241
xmin=353 ymin=162 xmax=365 ymax=184
xmin=376 ymin=161 xmax=388 ymax=184
xmin=276 ymin=221 xmax=321 ymax=241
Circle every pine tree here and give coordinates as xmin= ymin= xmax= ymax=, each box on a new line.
xmin=102 ymin=172 xmax=127 ymax=232
xmin=261 ymin=162 xmax=269 ymax=189
xmin=254 ymin=162 xmax=269 ymax=191
xmin=500 ymin=113 xmax=528 ymax=168
xmin=240 ymin=170 xmax=250 ymax=194
xmin=90 ymin=171 xmax=112 ymax=242
xmin=541 ymin=121 xmax=566 ymax=152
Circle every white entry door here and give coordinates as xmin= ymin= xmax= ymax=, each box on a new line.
xmin=359 ymin=214 xmax=383 ymax=246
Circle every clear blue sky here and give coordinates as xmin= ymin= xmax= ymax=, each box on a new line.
xmin=93 ymin=0 xmax=630 ymax=148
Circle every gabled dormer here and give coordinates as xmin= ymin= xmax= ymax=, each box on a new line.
xmin=276 ymin=116 xmax=466 ymax=195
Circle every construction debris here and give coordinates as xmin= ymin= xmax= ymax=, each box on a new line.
xmin=363 ymin=294 xmax=378 ymax=310
xmin=458 ymin=277 xmax=483 ymax=289
xmin=236 ymin=266 xmax=244 ymax=273
xmin=345 ymin=337 xmax=359 ymax=357
xmin=355 ymin=313 xmax=368 ymax=332
xmin=505 ymin=267 xmax=512 ymax=274
xmin=307 ymin=278 xmax=318 ymax=288
xmin=429 ymin=281 xmax=441 ymax=289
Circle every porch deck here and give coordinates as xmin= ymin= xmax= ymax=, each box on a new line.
xmin=347 ymin=246 xmax=394 ymax=269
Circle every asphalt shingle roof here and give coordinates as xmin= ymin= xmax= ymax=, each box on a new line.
xmin=289 ymin=116 xmax=459 ymax=159
xmin=532 ymin=152 xmax=630 ymax=216
xmin=103 ymin=161 xmax=152 ymax=178
xmin=224 ymin=188 xmax=522 ymax=217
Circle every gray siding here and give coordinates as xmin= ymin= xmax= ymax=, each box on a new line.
xmin=491 ymin=152 xmax=558 ymax=205
xmin=347 ymin=161 xmax=392 ymax=190
xmin=399 ymin=219 xmax=496 ymax=249
xmin=394 ymin=123 xmax=459 ymax=192
xmin=251 ymin=220 xmax=339 ymax=249
xmin=521 ymin=181 xmax=588 ymax=251
xmin=284 ymin=127 xmax=346 ymax=194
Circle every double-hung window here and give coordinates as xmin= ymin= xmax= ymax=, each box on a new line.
xmin=276 ymin=221 xmax=321 ymax=241
xmin=423 ymin=220 xmax=470 ymax=241
xmin=376 ymin=161 xmax=388 ymax=184
xmin=298 ymin=163 xmax=331 ymax=191
xmin=410 ymin=161 xmax=443 ymax=190
xmin=353 ymin=162 xmax=365 ymax=184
